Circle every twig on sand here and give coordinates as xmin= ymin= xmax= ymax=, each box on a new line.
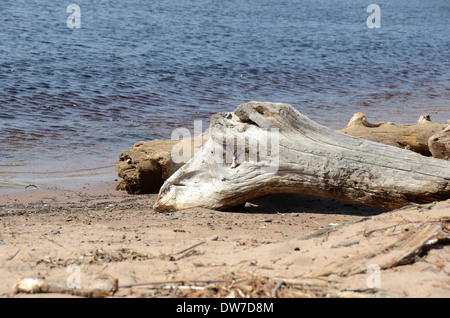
xmin=41 ymin=235 xmax=68 ymax=251
xmin=167 ymin=235 xmax=218 ymax=261
xmin=7 ymin=243 xmax=24 ymax=261
xmin=330 ymin=240 xmax=360 ymax=249
xmin=175 ymin=241 xmax=206 ymax=256
xmin=119 ymin=279 xmax=226 ymax=289
xmin=271 ymin=280 xmax=285 ymax=297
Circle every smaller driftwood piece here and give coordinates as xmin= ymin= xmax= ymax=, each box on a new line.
xmin=11 ymin=276 xmax=118 ymax=298
xmin=116 ymin=135 xmax=207 ymax=193
xmin=339 ymin=112 xmax=448 ymax=156
xmin=154 ymin=102 xmax=450 ymax=212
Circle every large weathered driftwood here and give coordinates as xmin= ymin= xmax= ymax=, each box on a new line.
xmin=339 ymin=112 xmax=448 ymax=156
xmin=116 ymin=110 xmax=448 ymax=195
xmin=154 ymin=102 xmax=450 ymax=212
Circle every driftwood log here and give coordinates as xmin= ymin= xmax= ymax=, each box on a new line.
xmin=11 ymin=276 xmax=118 ymax=298
xmin=153 ymin=102 xmax=450 ymax=212
xmin=340 ymin=112 xmax=448 ymax=156
xmin=116 ymin=109 xmax=448 ymax=195
xmin=115 ymin=135 xmax=207 ymax=193
xmin=428 ymin=125 xmax=450 ymax=160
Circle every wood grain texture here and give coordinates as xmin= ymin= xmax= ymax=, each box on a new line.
xmin=154 ymin=102 xmax=450 ymax=212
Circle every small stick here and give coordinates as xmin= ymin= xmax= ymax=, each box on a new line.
xmin=119 ymin=279 xmax=226 ymax=289
xmin=7 ymin=243 xmax=24 ymax=261
xmin=170 ymin=235 xmax=218 ymax=261
xmin=175 ymin=241 xmax=206 ymax=255
xmin=363 ymin=221 xmax=422 ymax=237
xmin=41 ymin=235 xmax=68 ymax=251
xmin=271 ymin=280 xmax=285 ymax=297
xmin=330 ymin=240 xmax=360 ymax=248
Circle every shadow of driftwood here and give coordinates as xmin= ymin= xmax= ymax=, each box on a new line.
xmin=227 ymin=193 xmax=388 ymax=216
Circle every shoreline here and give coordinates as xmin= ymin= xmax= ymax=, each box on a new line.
xmin=1 ymin=103 xmax=449 ymax=196
xmin=0 ymin=165 xmax=118 ymax=196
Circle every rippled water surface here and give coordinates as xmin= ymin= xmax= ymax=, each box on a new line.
xmin=0 ymin=0 xmax=449 ymax=191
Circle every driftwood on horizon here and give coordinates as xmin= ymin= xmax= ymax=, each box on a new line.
xmin=152 ymin=102 xmax=450 ymax=212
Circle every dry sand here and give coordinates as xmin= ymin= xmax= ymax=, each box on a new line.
xmin=0 ymin=181 xmax=448 ymax=298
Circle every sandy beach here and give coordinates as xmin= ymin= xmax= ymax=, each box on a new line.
xmin=1 ymin=180 xmax=448 ymax=298
xmin=2 ymin=0 xmax=449 ymax=300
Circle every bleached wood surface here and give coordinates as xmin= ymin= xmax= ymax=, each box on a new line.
xmin=154 ymin=102 xmax=450 ymax=212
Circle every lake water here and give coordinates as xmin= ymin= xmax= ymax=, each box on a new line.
xmin=0 ymin=0 xmax=449 ymax=192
